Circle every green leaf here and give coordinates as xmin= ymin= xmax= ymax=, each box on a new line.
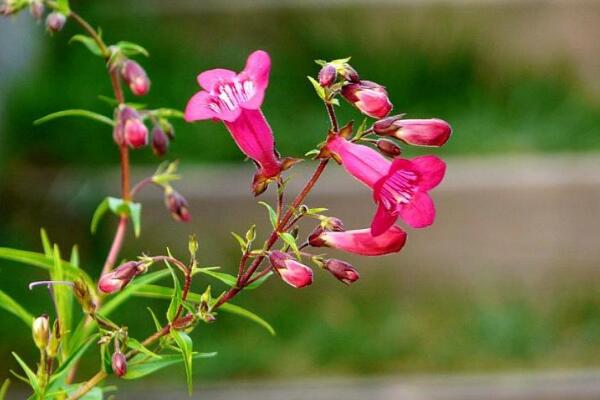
xmin=58 ymin=385 xmax=103 ymax=400
xmin=245 ymin=271 xmax=274 ymax=290
xmin=230 ymin=232 xmax=247 ymax=252
xmin=170 ymin=330 xmax=193 ymax=395
xmin=34 ymin=109 xmax=114 ymax=127
xmin=197 ymin=269 xmax=237 ymax=288
xmin=11 ymin=353 xmax=40 ymax=395
xmin=130 ymin=285 xmax=276 ymax=335
xmin=51 ymin=245 xmax=73 ymax=358
xmin=129 ymin=202 xmax=142 ymax=238
xmin=115 ymin=41 xmax=149 ymax=57
xmin=0 ymin=379 xmax=10 ymax=400
xmin=147 ymin=307 xmax=162 ymax=332
xmin=152 ymin=108 xmax=185 ymax=119
xmin=258 ymin=201 xmax=278 ymax=229
xmin=90 ymin=198 xmax=109 ymax=234
xmin=220 ymin=303 xmax=276 ymax=336
xmin=0 ymin=290 xmax=34 ymax=327
xmin=306 ymin=207 xmax=328 ymax=215
xmin=40 ymin=228 xmax=52 ymax=257
xmin=56 ymin=0 xmax=70 ymax=13
xmin=304 ymin=149 xmax=320 ymax=157
xmin=166 ymin=261 xmax=182 ymax=321
xmin=70 ymin=245 xmax=80 ymax=268
xmin=279 ymin=232 xmax=300 ymax=258
xmin=307 ymin=76 xmax=326 ymax=101
xmin=70 ymin=34 xmax=102 ymax=56
xmin=127 ymin=337 xmax=161 ymax=359
xmin=48 ymin=334 xmax=99 ymax=390
xmin=123 ymin=353 xmax=216 ymax=380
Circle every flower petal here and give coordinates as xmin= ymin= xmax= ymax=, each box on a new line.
xmin=197 ymin=68 xmax=237 ymax=91
xmin=371 ymin=203 xmax=398 ymax=237
xmin=223 ymin=108 xmax=281 ymax=177
xmin=184 ymin=91 xmax=218 ymax=122
xmin=398 ymin=191 xmax=435 ymax=228
xmin=320 ymin=227 xmax=407 ymax=256
xmin=412 ymin=155 xmax=446 ymax=191
xmin=240 ymin=50 xmax=271 ymax=110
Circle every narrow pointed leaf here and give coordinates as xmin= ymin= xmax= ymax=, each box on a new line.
xmin=219 ymin=302 xmax=276 ymax=336
xmin=40 ymin=228 xmax=52 ymax=257
xmin=127 ymin=337 xmax=161 ymax=359
xmin=258 ymin=201 xmax=278 ymax=229
xmin=70 ymin=34 xmax=102 ymax=56
xmin=0 ymin=290 xmax=34 ymax=327
xmin=123 ymin=353 xmax=216 ymax=380
xmin=11 ymin=353 xmax=40 ymax=395
xmin=170 ymin=330 xmax=193 ymax=395
xmin=34 ymin=109 xmax=113 ymax=127
xmin=90 ymin=198 xmax=109 ymax=234
xmin=0 ymin=379 xmax=10 ymax=400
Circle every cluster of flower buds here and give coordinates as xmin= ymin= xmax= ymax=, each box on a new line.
xmin=112 ymin=350 xmax=127 ymax=378
xmin=269 ymin=251 xmax=313 ymax=288
xmin=373 ymin=116 xmax=452 ymax=147
xmin=113 ymin=106 xmax=148 ymax=149
xmin=32 ymin=314 xmax=61 ymax=359
xmin=164 ymin=187 xmax=191 ymax=222
xmin=317 ymin=59 xmax=359 ymax=88
xmin=120 ymin=59 xmax=151 ymax=97
xmin=98 ymin=260 xmax=147 ymax=294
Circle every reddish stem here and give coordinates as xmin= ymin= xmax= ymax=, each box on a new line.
xmin=101 ymin=217 xmax=128 ymax=276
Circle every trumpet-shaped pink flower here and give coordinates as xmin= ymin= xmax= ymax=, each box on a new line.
xmin=185 ymin=50 xmax=286 ymax=195
xmin=374 ymin=116 xmax=452 ymax=147
xmin=309 ymin=226 xmax=407 ymax=256
xmin=269 ymin=251 xmax=313 ymax=288
xmin=325 ymin=135 xmax=445 ymax=235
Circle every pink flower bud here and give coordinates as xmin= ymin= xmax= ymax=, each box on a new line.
xmin=98 ymin=261 xmax=145 ymax=294
xmin=376 ymin=138 xmax=402 ymax=157
xmin=373 ymin=116 xmax=452 ymax=147
xmin=269 ymin=251 xmax=313 ymax=288
xmin=324 ymin=259 xmax=360 ymax=285
xmin=310 ymin=227 xmax=407 ymax=256
xmin=29 ymin=0 xmax=44 ymax=20
xmin=318 ymin=64 xmax=337 ymax=87
xmin=321 ymin=216 xmax=345 ymax=232
xmin=151 ymin=127 xmax=169 ymax=157
xmin=165 ymin=190 xmax=191 ymax=222
xmin=342 ymin=80 xmax=392 ymax=119
xmin=111 ymin=351 xmax=127 ymax=378
xmin=45 ymin=12 xmax=66 ymax=33
xmin=121 ymin=60 xmax=150 ymax=96
xmin=341 ymin=64 xmax=360 ymax=82
xmin=124 ymin=118 xmax=148 ymax=149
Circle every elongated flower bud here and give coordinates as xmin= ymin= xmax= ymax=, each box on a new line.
xmin=373 ymin=116 xmax=452 ymax=147
xmin=45 ymin=12 xmax=66 ymax=33
xmin=112 ymin=351 xmax=127 ymax=378
xmin=121 ymin=60 xmax=150 ymax=96
xmin=73 ymin=279 xmax=96 ymax=314
xmin=32 ymin=314 xmax=50 ymax=350
xmin=98 ymin=261 xmax=145 ymax=294
xmin=318 ymin=64 xmax=337 ymax=87
xmin=341 ymin=80 xmax=392 ymax=119
xmin=309 ymin=227 xmax=407 ymax=256
xmin=269 ymin=251 xmax=313 ymax=288
xmin=376 ymin=138 xmax=402 ymax=157
xmin=151 ymin=127 xmax=169 ymax=157
xmin=164 ymin=189 xmax=191 ymax=222
xmin=324 ymin=259 xmax=360 ymax=285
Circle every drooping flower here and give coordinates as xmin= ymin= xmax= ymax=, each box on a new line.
xmin=164 ymin=189 xmax=191 ymax=222
xmin=45 ymin=11 xmax=66 ymax=33
xmin=112 ymin=351 xmax=127 ymax=378
xmin=98 ymin=261 xmax=146 ymax=294
xmin=309 ymin=226 xmax=407 ymax=256
xmin=323 ymin=259 xmax=360 ymax=285
xmin=185 ymin=50 xmax=295 ymax=195
xmin=151 ymin=126 xmax=169 ymax=156
xmin=325 ymin=135 xmax=445 ymax=235
xmin=269 ymin=251 xmax=313 ymax=288
xmin=121 ymin=60 xmax=151 ymax=97
xmin=374 ymin=116 xmax=452 ymax=147
xmin=341 ymin=80 xmax=392 ymax=119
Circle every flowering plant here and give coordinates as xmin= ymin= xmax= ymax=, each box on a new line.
xmin=0 ymin=1 xmax=451 ymax=398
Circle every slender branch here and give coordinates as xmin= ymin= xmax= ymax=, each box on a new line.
xmin=131 ymin=176 xmax=155 ymax=198
xmin=325 ymin=103 xmax=339 ymax=132
xmin=67 ymin=371 xmax=108 ymax=400
xmin=101 ymin=217 xmax=128 ymax=277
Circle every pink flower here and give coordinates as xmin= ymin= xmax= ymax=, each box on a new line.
xmin=185 ymin=50 xmax=287 ymax=195
xmin=323 ymin=259 xmax=360 ymax=285
xmin=121 ymin=60 xmax=151 ymax=97
xmin=309 ymin=226 xmax=407 ymax=256
xmin=124 ymin=118 xmax=149 ymax=149
xmin=341 ymin=80 xmax=392 ymax=119
xmin=325 ymin=135 xmax=445 ymax=235
xmin=269 ymin=251 xmax=313 ymax=288
xmin=98 ymin=261 xmax=145 ymax=294
xmin=374 ymin=116 xmax=452 ymax=147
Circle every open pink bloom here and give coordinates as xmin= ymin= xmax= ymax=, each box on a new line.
xmin=326 ymin=135 xmax=445 ymax=235
xmin=374 ymin=116 xmax=452 ymax=147
xmin=310 ymin=226 xmax=407 ymax=256
xmin=185 ymin=50 xmax=285 ymax=195
xmin=269 ymin=251 xmax=313 ymax=288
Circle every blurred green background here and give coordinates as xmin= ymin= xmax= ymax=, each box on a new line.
xmin=2 ymin=0 xmax=600 ymax=391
